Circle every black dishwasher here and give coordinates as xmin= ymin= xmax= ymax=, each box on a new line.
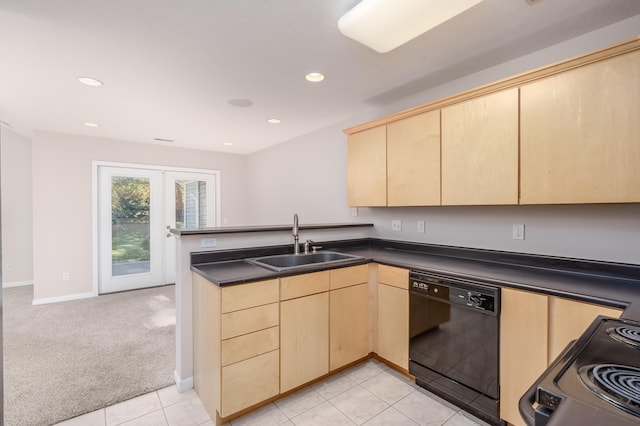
xmin=409 ymin=270 xmax=503 ymax=426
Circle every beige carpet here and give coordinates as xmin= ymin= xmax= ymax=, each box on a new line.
xmin=3 ymin=285 xmax=176 ymax=426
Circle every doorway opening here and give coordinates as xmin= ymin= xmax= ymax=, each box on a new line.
xmin=95 ymin=162 xmax=219 ymax=294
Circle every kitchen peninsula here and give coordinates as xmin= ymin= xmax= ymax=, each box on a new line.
xmin=172 ymin=224 xmax=640 ymax=425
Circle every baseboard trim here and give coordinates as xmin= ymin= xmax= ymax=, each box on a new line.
xmin=32 ymin=291 xmax=97 ymax=305
xmin=3 ymin=280 xmax=33 ymax=288
xmin=174 ymin=370 xmax=194 ymax=392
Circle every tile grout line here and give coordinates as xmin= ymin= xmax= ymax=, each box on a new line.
xmin=157 ymin=389 xmax=171 ymax=426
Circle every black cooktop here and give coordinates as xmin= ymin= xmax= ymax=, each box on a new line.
xmin=528 ymin=316 xmax=640 ymax=425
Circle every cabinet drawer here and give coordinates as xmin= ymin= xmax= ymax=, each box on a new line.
xmin=330 ymin=264 xmax=369 ymax=290
xmin=221 ymin=349 xmax=280 ymax=417
xmin=221 ymin=279 xmax=279 ymax=313
xmin=221 ymin=326 xmax=279 ymax=367
xmin=221 ymin=302 xmax=279 ymax=340
xmin=281 ymin=271 xmax=330 ymax=300
xmin=377 ymin=264 xmax=409 ymax=289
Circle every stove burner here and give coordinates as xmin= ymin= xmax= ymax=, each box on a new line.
xmin=608 ymin=326 xmax=640 ymax=348
xmin=579 ymin=364 xmax=640 ymax=417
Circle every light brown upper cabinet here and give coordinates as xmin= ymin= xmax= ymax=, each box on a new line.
xmin=520 ymin=50 xmax=640 ymax=204
xmin=441 ymin=88 xmax=519 ymax=205
xmin=387 ymin=110 xmax=441 ymax=206
xmin=347 ymin=126 xmax=387 ymax=206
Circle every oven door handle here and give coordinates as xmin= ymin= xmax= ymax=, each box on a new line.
xmin=518 ymin=340 xmax=576 ymax=426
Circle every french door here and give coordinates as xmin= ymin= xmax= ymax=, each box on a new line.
xmin=98 ymin=165 xmax=216 ymax=294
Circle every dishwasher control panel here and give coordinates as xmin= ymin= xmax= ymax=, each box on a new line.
xmin=409 ymin=270 xmax=498 ymax=313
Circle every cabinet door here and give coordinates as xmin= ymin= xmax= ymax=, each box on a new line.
xmin=280 ymin=292 xmax=329 ymax=392
xmin=377 ymin=283 xmax=408 ymax=370
xmin=192 ymin=273 xmax=221 ymax=421
xmin=347 ymin=126 xmax=387 ymax=206
xmin=221 ymin=350 xmax=279 ymax=417
xmin=441 ymin=88 xmax=519 ymax=205
xmin=520 ymin=50 xmax=640 ymax=204
xmin=500 ymin=288 xmax=549 ymax=426
xmin=548 ymin=297 xmax=622 ymax=362
xmin=330 ymin=283 xmax=369 ymax=370
xmin=387 ymin=110 xmax=441 ymax=206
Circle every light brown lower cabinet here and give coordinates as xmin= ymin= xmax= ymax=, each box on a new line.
xmin=329 ymin=265 xmax=370 ymax=371
xmin=500 ymin=287 xmax=623 ymax=426
xmin=280 ymin=271 xmax=330 ymax=393
xmin=500 ymin=288 xmax=549 ymax=426
xmin=376 ymin=265 xmax=409 ymax=371
xmin=330 ymin=283 xmax=369 ymax=370
xmin=280 ymin=292 xmax=329 ymax=392
xmin=193 ymin=263 xmax=625 ymax=426
xmin=547 ymin=296 xmax=622 ymax=361
xmin=192 ymin=274 xmax=281 ymax=422
xmin=220 ymin=349 xmax=279 ymax=416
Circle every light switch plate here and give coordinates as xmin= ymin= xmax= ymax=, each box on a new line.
xmin=417 ymin=221 xmax=425 ymax=233
xmin=391 ymin=220 xmax=402 ymax=232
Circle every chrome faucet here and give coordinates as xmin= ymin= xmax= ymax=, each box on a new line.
xmin=293 ymin=213 xmax=300 ymax=254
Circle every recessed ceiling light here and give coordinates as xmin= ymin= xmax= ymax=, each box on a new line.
xmin=223 ymin=142 xmax=233 ymax=146
xmin=305 ymin=72 xmax=325 ymax=82
xmin=154 ymin=137 xmax=174 ymax=143
xmin=228 ymin=98 xmax=253 ymax=107
xmin=83 ymin=122 xmax=99 ymax=127
xmin=78 ymin=77 xmax=103 ymax=87
xmin=267 ymin=118 xmax=282 ymax=124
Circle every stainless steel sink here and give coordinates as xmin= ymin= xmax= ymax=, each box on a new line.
xmin=246 ymin=251 xmax=363 ymax=272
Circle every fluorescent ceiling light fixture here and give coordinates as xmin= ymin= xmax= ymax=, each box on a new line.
xmin=305 ymin=72 xmax=325 ymax=82
xmin=78 ymin=76 xmax=103 ymax=87
xmin=338 ymin=0 xmax=484 ymax=53
xmin=223 ymin=142 xmax=233 ymax=146
xmin=267 ymin=118 xmax=282 ymax=124
xmin=83 ymin=122 xmax=99 ymax=127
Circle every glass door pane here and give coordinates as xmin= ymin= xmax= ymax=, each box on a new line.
xmin=174 ymin=179 xmax=209 ymax=229
xmin=98 ymin=166 xmax=163 ymax=294
xmin=111 ymin=176 xmax=151 ymax=276
xmin=164 ymin=171 xmax=217 ymax=284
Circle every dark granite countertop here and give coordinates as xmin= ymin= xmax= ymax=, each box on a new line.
xmin=190 ymin=238 xmax=640 ymax=320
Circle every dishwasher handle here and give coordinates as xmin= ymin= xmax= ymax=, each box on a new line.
xmin=519 ymin=340 xmax=576 ymax=426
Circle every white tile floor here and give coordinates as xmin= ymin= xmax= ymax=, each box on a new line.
xmin=55 ymin=359 xmax=490 ymax=426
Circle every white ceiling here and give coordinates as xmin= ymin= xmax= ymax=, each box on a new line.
xmin=1 ymin=0 xmax=639 ymax=154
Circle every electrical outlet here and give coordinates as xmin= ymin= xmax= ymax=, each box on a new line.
xmin=351 ymin=207 xmax=358 ymax=217
xmin=62 ymin=272 xmax=70 ymax=281
xmin=391 ymin=220 xmax=402 ymax=232
xmin=512 ymin=224 xmax=525 ymax=240
xmin=201 ymin=238 xmax=217 ymax=248
xmin=417 ymin=221 xmax=425 ymax=233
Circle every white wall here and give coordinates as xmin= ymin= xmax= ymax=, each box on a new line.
xmin=1 ymin=127 xmax=33 ymax=286
xmin=31 ymin=131 xmax=248 ymax=302
xmin=246 ymin=122 xmax=357 ymax=225
xmin=245 ymin=15 xmax=640 ymax=265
